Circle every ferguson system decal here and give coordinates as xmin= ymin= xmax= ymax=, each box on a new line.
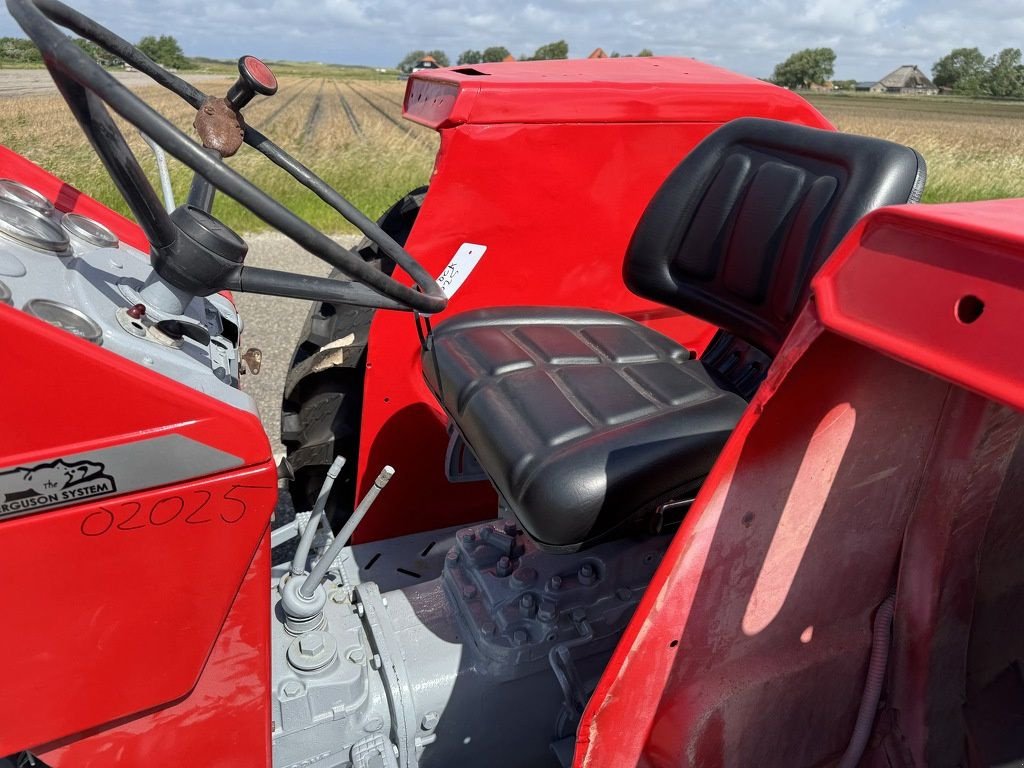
xmin=0 ymin=434 xmax=244 ymax=522
xmin=0 ymin=458 xmax=116 ymax=516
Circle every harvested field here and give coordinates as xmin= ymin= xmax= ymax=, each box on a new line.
xmin=806 ymin=93 xmax=1024 ymax=203
xmin=0 ymin=69 xmax=1019 ymax=235
xmin=0 ymin=70 xmax=435 ymax=233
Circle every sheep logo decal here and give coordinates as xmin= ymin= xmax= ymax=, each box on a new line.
xmin=0 ymin=458 xmax=116 ymax=517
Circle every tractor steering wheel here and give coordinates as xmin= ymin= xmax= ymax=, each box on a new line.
xmin=6 ymin=0 xmax=447 ymax=314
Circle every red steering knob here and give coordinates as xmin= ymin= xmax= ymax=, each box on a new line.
xmin=226 ymin=55 xmax=278 ymax=109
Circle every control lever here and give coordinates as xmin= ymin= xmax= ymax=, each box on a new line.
xmin=226 ymin=55 xmax=279 ymax=110
xmin=278 ymin=466 xmax=395 ymax=634
xmin=300 ymin=466 xmax=395 ymax=597
xmin=188 ymin=55 xmax=278 ymax=212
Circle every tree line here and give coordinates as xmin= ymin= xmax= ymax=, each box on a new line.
xmin=0 ymin=34 xmax=192 ymax=70
xmin=399 ymin=41 xmax=653 ymax=72
xmin=770 ymin=45 xmax=1024 ymax=99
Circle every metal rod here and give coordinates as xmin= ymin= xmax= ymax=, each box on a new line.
xmin=300 ymin=465 xmax=394 ymax=597
xmin=290 ymin=455 xmax=345 ymax=576
xmin=139 ymin=131 xmax=175 ymax=213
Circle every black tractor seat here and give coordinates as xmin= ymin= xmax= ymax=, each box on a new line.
xmin=424 ymin=117 xmax=927 ymax=551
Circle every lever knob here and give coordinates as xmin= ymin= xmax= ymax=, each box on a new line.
xmin=225 ymin=55 xmax=278 ymax=109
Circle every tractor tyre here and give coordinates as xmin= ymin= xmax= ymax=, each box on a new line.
xmin=280 ymin=186 xmax=427 ymax=525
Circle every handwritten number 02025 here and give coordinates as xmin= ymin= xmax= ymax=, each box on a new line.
xmin=80 ymin=485 xmax=267 ymax=537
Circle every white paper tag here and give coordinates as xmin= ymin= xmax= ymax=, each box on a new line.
xmin=436 ymin=243 xmax=487 ymax=299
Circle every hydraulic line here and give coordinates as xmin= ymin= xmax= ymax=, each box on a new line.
xmin=837 ymin=594 xmax=897 ymax=768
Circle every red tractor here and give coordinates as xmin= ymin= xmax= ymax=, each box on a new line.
xmin=2 ymin=1 xmax=1023 ymax=766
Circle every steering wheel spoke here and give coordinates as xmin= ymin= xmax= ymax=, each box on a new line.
xmin=7 ymin=0 xmax=447 ymax=315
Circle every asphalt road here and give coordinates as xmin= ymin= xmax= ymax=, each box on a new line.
xmin=233 ymin=232 xmax=359 ymax=540
xmin=234 ymin=231 xmax=360 ymax=460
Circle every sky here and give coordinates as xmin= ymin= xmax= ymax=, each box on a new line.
xmin=4 ymin=0 xmax=1024 ymax=81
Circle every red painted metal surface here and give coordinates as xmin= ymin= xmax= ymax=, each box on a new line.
xmin=37 ymin=533 xmax=273 ymax=768
xmin=355 ymin=60 xmax=833 ymax=541
xmin=404 ymin=57 xmax=831 ymax=127
xmin=0 ymin=145 xmax=149 ymax=252
xmin=575 ymin=202 xmax=1024 ymax=766
xmin=0 ymin=301 xmax=276 ymax=757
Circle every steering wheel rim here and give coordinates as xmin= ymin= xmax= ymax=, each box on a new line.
xmin=6 ymin=0 xmax=447 ymax=314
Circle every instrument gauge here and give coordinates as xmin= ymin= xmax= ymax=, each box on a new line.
xmin=23 ymin=298 xmax=103 ymax=344
xmin=0 ymin=179 xmax=54 ymax=214
xmin=61 ymin=212 xmax=119 ymax=248
xmin=0 ymin=199 xmax=70 ymax=254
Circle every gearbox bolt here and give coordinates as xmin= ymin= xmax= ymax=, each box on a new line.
xmin=578 ymin=563 xmax=597 ymax=586
xmin=512 ymin=629 xmax=529 ymax=646
xmin=481 ymin=621 xmax=497 ymax=637
xmin=347 ymin=647 xmax=366 ymax=664
xmin=421 ymin=711 xmax=440 ymax=731
xmin=519 ymin=593 xmax=537 ymax=618
xmin=299 ymin=634 xmax=325 ymax=656
xmin=287 ymin=630 xmax=337 ymax=672
xmin=496 ymin=556 xmax=512 ymax=577
xmin=548 ymin=575 xmax=563 ymax=591
xmin=282 ymin=680 xmax=303 ymax=697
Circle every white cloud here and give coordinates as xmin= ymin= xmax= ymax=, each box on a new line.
xmin=2 ymin=0 xmax=1024 ymax=79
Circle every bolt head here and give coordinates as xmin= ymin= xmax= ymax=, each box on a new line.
xmin=421 ymin=711 xmax=440 ymax=730
xmin=579 ymin=562 xmax=597 ymax=585
xmin=299 ymin=633 xmax=326 ymax=656
xmin=521 ymin=593 xmax=535 ymax=608
xmin=347 ymin=647 xmax=366 ymax=664
xmin=481 ymin=620 xmax=497 ymax=637
xmin=616 ymin=588 xmax=632 ymax=602
xmin=512 ymin=629 xmax=529 ymax=646
xmin=502 ymin=520 xmax=518 ymax=536
xmin=282 ymin=680 xmax=302 ymax=697
xmin=462 ymin=583 xmax=477 ymax=599
xmin=549 ymin=575 xmax=563 ymax=591
xmin=364 ymin=715 xmax=384 ymax=733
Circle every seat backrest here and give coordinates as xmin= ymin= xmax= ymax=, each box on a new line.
xmin=625 ymin=117 xmax=926 ymax=356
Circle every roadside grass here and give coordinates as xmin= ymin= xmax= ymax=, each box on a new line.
xmin=0 ymin=78 xmax=1020 ymax=239
xmin=0 ymin=75 xmax=436 ymax=234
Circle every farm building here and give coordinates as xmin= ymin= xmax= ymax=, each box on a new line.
xmin=589 ymin=48 xmax=608 ymax=59
xmin=856 ymin=65 xmax=938 ymax=95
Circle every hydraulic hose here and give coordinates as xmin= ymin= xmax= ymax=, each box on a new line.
xmin=837 ymin=594 xmax=897 ymax=768
xmin=289 ymin=455 xmax=345 ymax=577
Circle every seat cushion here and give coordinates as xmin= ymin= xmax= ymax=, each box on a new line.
xmin=424 ymin=307 xmax=747 ymax=549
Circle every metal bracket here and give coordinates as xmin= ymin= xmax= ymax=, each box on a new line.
xmin=548 ymin=615 xmax=594 ymax=719
xmin=444 ymin=425 xmax=487 ymax=483
xmin=355 ymin=582 xmax=420 ymax=768
xmin=351 ymin=734 xmax=399 ymax=768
